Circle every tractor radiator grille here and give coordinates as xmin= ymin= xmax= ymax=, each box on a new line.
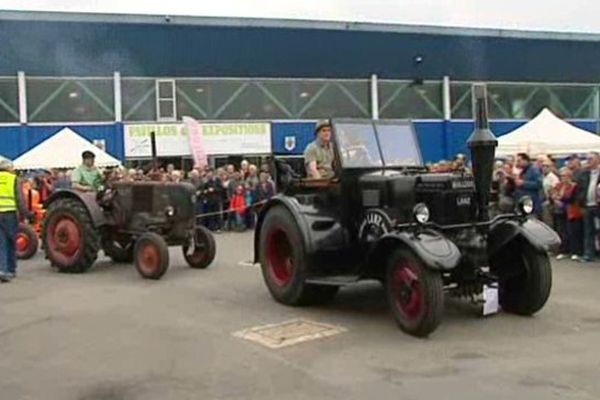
xmin=362 ymin=189 xmax=380 ymax=208
xmin=131 ymin=186 xmax=154 ymax=213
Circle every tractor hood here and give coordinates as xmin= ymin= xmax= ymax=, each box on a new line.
xmin=358 ymin=171 xmax=476 ymax=225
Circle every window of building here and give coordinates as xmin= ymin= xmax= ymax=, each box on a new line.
xmin=176 ymin=79 xmax=370 ymax=120
xmin=0 ymin=77 xmax=19 ymax=123
xmin=295 ymin=80 xmax=370 ymax=119
xmin=378 ymin=81 xmax=443 ymax=119
xmin=156 ymin=79 xmax=176 ymax=121
xmin=26 ymin=78 xmax=114 ymax=123
xmin=486 ymin=83 xmax=598 ymax=119
xmin=122 ymin=78 xmax=156 ymax=122
xmin=450 ymin=83 xmax=474 ymax=119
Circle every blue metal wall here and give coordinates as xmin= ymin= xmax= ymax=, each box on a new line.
xmin=271 ymin=120 xmax=599 ymax=162
xmin=0 ymin=124 xmax=124 ymax=160
xmin=0 ymin=120 xmax=596 ymax=163
xmin=2 ymin=18 xmax=600 ymax=81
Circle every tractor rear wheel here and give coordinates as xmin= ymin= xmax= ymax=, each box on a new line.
xmin=42 ymin=198 xmax=100 ymax=273
xmin=16 ymin=223 xmax=38 ymax=260
xmin=183 ymin=225 xmax=216 ymax=269
xmin=102 ymin=238 xmax=134 ymax=263
xmin=385 ymin=248 xmax=444 ymax=337
xmin=134 ymin=232 xmax=169 ymax=280
xmin=492 ymin=241 xmax=552 ymax=315
xmin=259 ymin=206 xmax=338 ymax=306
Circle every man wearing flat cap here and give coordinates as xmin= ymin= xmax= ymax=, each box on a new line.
xmin=71 ymin=151 xmax=103 ymax=192
xmin=0 ymin=160 xmax=31 ymax=282
xmin=303 ymin=120 xmax=335 ymax=179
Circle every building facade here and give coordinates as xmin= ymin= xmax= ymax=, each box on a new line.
xmin=1 ymin=10 xmax=600 ymax=163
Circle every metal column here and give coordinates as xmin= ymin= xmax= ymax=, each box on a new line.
xmin=114 ymin=72 xmax=122 ymax=122
xmin=17 ymin=71 xmax=27 ymax=124
xmin=370 ymin=74 xmax=379 ymax=120
xmin=442 ymin=75 xmax=451 ymax=120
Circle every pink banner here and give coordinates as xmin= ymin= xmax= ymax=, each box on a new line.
xmin=183 ymin=116 xmax=208 ymax=168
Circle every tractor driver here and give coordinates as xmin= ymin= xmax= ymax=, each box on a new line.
xmin=304 ymin=120 xmax=335 ymax=179
xmin=71 ymin=151 xmax=104 ymax=192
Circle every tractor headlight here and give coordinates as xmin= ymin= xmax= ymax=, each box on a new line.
xmin=413 ymin=203 xmax=430 ymax=224
xmin=165 ymin=206 xmax=175 ymax=217
xmin=518 ymin=196 xmax=534 ymax=215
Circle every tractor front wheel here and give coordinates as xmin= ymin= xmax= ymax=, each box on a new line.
xmin=134 ymin=233 xmax=169 ymax=280
xmin=16 ymin=223 xmax=38 ymax=260
xmin=492 ymin=241 xmax=552 ymax=316
xmin=42 ymin=198 xmax=100 ymax=273
xmin=385 ymin=248 xmax=444 ymax=337
xmin=183 ymin=225 xmax=216 ymax=269
xmin=259 ymin=206 xmax=338 ymax=306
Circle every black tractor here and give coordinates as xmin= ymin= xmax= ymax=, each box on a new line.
xmin=41 ymin=180 xmax=216 ymax=280
xmin=254 ymin=86 xmax=560 ymax=337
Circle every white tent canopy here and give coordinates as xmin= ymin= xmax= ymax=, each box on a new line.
xmin=496 ymin=108 xmax=600 ymax=157
xmin=13 ymin=128 xmax=121 ymax=169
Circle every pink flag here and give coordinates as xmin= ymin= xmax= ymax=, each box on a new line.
xmin=183 ymin=116 xmax=208 ymax=168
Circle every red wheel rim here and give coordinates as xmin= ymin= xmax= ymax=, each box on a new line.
xmin=266 ymin=228 xmax=294 ymax=287
xmin=16 ymin=233 xmax=30 ymax=253
xmin=392 ymin=261 xmax=424 ymax=322
xmin=46 ymin=214 xmax=82 ymax=265
xmin=138 ymin=243 xmax=160 ymax=275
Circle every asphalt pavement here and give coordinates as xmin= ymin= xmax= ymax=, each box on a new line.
xmin=0 ymin=231 xmax=599 ymax=400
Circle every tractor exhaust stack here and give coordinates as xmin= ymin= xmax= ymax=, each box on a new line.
xmin=467 ymin=84 xmax=498 ymax=222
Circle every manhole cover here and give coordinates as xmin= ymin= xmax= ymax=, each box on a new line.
xmin=233 ymin=319 xmax=346 ymax=349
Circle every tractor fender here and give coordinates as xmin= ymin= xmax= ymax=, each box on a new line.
xmin=254 ymin=195 xmax=346 ymax=263
xmin=44 ymin=189 xmax=106 ymax=227
xmin=371 ymin=230 xmax=461 ymax=271
xmin=488 ymin=218 xmax=560 ymax=255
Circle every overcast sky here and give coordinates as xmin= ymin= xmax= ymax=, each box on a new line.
xmin=2 ymin=0 xmax=600 ymax=34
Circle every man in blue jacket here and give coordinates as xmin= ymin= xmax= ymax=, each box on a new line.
xmin=514 ymin=153 xmax=544 ymax=217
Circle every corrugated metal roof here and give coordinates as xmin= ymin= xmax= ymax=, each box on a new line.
xmin=2 ymin=9 xmax=600 ymax=43
xmin=2 ymin=10 xmax=600 ymax=81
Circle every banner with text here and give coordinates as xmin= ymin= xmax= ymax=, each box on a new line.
xmin=124 ymin=122 xmax=272 ymax=158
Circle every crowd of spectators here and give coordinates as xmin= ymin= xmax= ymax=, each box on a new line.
xmin=492 ymin=151 xmax=600 ymax=263
xmin=426 ymin=153 xmax=471 ymax=173
xmin=19 ymin=159 xmax=276 ymax=233
xmin=18 ymin=150 xmax=600 ymax=261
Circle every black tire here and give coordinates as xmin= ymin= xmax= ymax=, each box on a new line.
xmin=385 ymin=248 xmax=444 ymax=337
xmin=494 ymin=242 xmax=552 ymax=315
xmin=102 ymin=238 xmax=134 ymax=263
xmin=134 ymin=232 xmax=169 ymax=280
xmin=42 ymin=198 xmax=99 ymax=273
xmin=183 ymin=225 xmax=216 ymax=269
xmin=16 ymin=223 xmax=38 ymax=260
xmin=259 ymin=206 xmax=338 ymax=306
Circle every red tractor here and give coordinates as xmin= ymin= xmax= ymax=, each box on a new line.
xmin=16 ymin=222 xmax=38 ymax=260
xmin=16 ymin=183 xmax=46 ymax=260
xmin=40 ymin=181 xmax=216 ymax=279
